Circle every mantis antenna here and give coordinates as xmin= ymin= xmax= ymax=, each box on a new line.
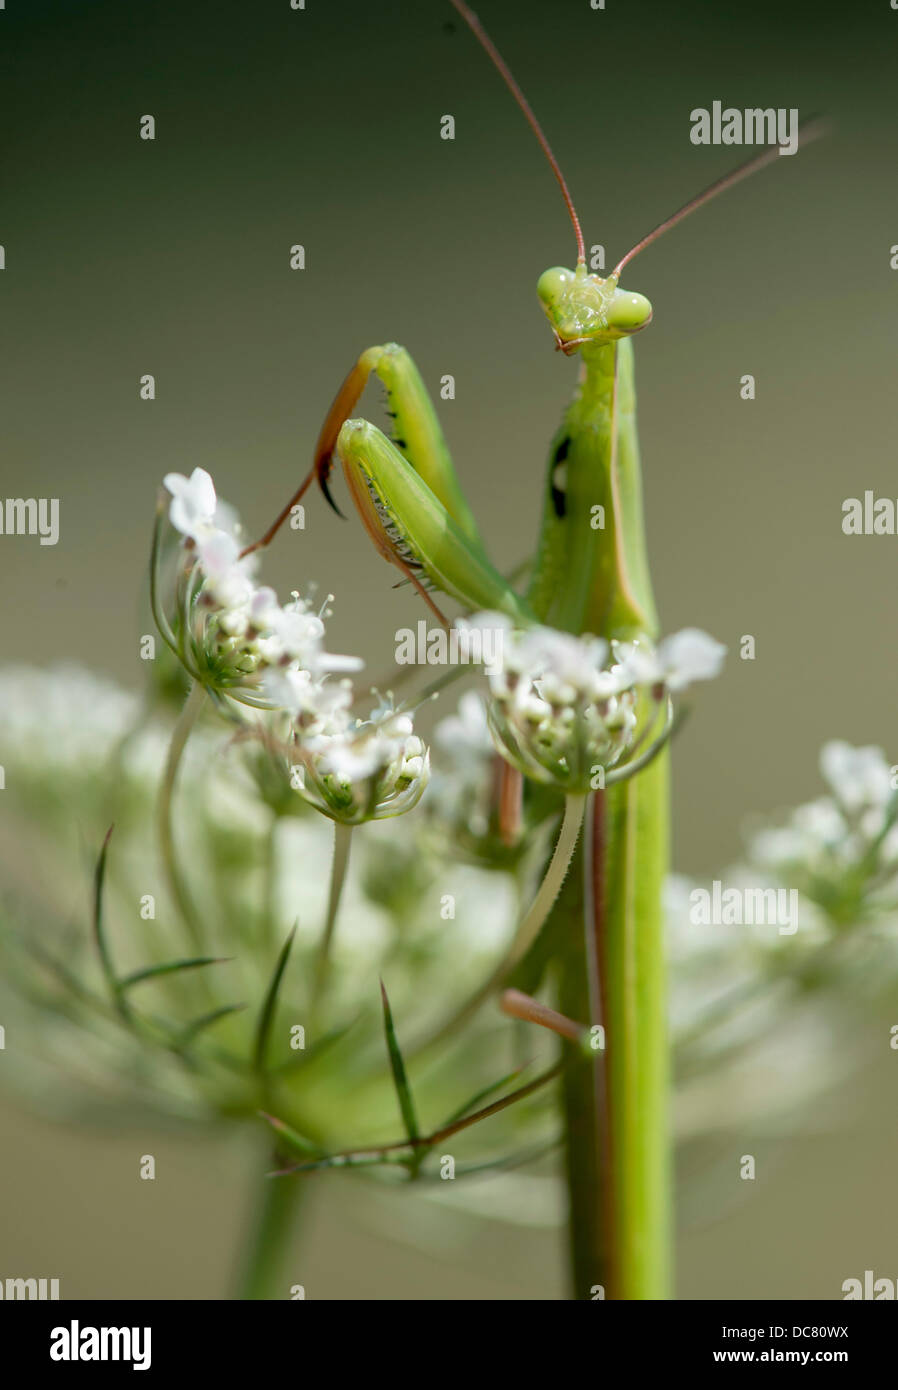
xmin=450 ymin=0 xmax=825 ymax=279
xmin=448 ymin=0 xmax=586 ymax=266
xmin=614 ymin=117 xmax=828 ymax=277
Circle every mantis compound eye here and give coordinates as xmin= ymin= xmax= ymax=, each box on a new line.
xmin=607 ymin=288 xmax=653 ymax=333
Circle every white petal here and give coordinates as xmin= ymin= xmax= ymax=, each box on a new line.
xmin=820 ymin=740 xmax=892 ymax=811
xmin=657 ymin=628 xmax=726 ymax=691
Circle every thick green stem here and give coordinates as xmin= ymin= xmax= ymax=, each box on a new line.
xmin=236 ymin=1150 xmax=305 ymax=1300
xmin=556 ymin=753 xmax=670 ymax=1299
xmin=157 ymin=680 xmax=207 ymax=951
xmin=602 ymin=751 xmax=670 ymax=1298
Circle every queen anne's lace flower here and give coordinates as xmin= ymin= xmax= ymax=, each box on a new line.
xmin=160 ymin=473 xmax=361 ymax=703
xmin=290 ymin=695 xmax=430 ymax=824
xmin=159 ymin=469 xmax=430 ymax=828
xmin=748 ymin=740 xmax=898 ymax=925
xmin=820 ymin=740 xmax=894 ymax=814
xmin=465 ymin=614 xmax=724 ymax=791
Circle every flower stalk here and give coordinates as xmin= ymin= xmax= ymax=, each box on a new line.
xmin=236 ymin=1149 xmax=305 ymax=1301
xmin=157 ymin=679 xmax=208 ymax=952
xmin=311 ymin=820 xmax=354 ymax=1015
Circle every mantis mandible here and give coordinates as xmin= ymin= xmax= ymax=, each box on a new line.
xmin=242 ymin=0 xmax=822 ymax=1300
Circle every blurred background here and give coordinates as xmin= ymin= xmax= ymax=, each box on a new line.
xmin=1 ymin=0 xmax=896 ymax=1297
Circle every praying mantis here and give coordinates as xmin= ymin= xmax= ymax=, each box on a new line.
xmin=242 ymin=0 xmax=823 ymax=1300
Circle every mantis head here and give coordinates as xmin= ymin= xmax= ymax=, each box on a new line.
xmin=451 ymin=0 xmax=824 ymax=361
xmin=537 ymin=262 xmax=653 ymax=354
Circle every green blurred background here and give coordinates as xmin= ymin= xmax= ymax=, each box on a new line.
xmin=2 ymin=0 xmax=897 ymax=1297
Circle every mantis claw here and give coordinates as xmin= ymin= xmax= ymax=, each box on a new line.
xmin=317 ymin=462 xmax=347 ymax=520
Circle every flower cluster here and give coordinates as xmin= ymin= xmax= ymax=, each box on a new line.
xmin=748 ymin=740 xmax=898 ymax=926
xmin=287 ymin=691 xmax=430 ymax=825
xmin=459 ymin=615 xmax=726 ymax=791
xmin=160 ymin=468 xmax=429 ymax=823
xmin=161 ymin=468 xmax=360 ymax=696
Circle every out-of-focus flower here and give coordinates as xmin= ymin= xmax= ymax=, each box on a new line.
xmin=435 ymin=689 xmax=495 ymax=764
xmin=820 ymin=740 xmax=894 ymax=815
xmin=748 ymin=740 xmax=898 ymax=926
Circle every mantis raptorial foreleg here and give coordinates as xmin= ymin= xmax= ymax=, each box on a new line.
xmin=334 ymin=418 xmax=531 ymax=623
xmin=242 ymin=339 xmax=531 ymax=624
xmin=242 ymin=343 xmax=487 ymax=559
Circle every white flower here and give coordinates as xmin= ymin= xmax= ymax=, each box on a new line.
xmin=263 ymin=669 xmax=354 ymax=730
xmin=195 ymin=530 xmax=256 ymax=615
xmin=465 ymin=615 xmax=724 ymax=791
xmin=252 ymin=591 xmax=362 ymax=678
xmin=435 ymin=690 xmax=494 ymax=760
xmin=0 ymin=664 xmax=140 ymax=772
xmin=473 ymin=619 xmax=640 ymax=789
xmin=820 ymin=740 xmax=893 ymax=813
xmin=792 ymin=798 xmax=846 ymax=844
xmin=750 ymin=826 xmax=811 ymax=868
xmin=158 ymin=467 xmax=364 ymax=707
xmin=255 ymin=602 xmax=325 ymax=667
xmin=450 ymin=612 xmax=514 ymax=680
xmin=249 ymin=586 xmax=282 ymax=630
xmin=164 ymin=468 xmax=218 ymax=540
xmin=619 ymin=628 xmax=726 ymax=692
xmin=511 ymin=629 xmax=613 ymax=706
xmin=292 ymin=699 xmax=430 ymax=824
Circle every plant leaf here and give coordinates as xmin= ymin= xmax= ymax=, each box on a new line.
xmin=92 ymin=825 xmax=130 ymax=1021
xmin=379 ymin=979 xmax=419 ymax=1144
xmin=258 ymin=1111 xmax=322 ymax=1158
xmin=178 ymin=1003 xmax=246 ymax=1048
xmin=253 ymin=924 xmax=297 ymax=1074
xmin=119 ymin=956 xmax=230 ymax=991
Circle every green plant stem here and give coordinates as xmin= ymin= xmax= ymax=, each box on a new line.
xmin=311 ymin=820 xmax=353 ymax=1016
xmin=157 ymin=680 xmax=207 ymax=951
xmin=556 ymin=752 xmax=670 ymax=1299
xmin=236 ymin=1149 xmax=305 ymax=1300
xmin=604 ymin=751 xmax=670 ymax=1300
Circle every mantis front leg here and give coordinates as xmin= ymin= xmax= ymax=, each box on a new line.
xmin=242 ymin=343 xmax=487 ymax=558
xmin=244 ymin=342 xmax=532 ymax=625
xmin=333 ymin=418 xmax=532 ymax=623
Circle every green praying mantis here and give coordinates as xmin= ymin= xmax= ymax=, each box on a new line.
xmin=241 ymin=0 xmax=823 ymax=1301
